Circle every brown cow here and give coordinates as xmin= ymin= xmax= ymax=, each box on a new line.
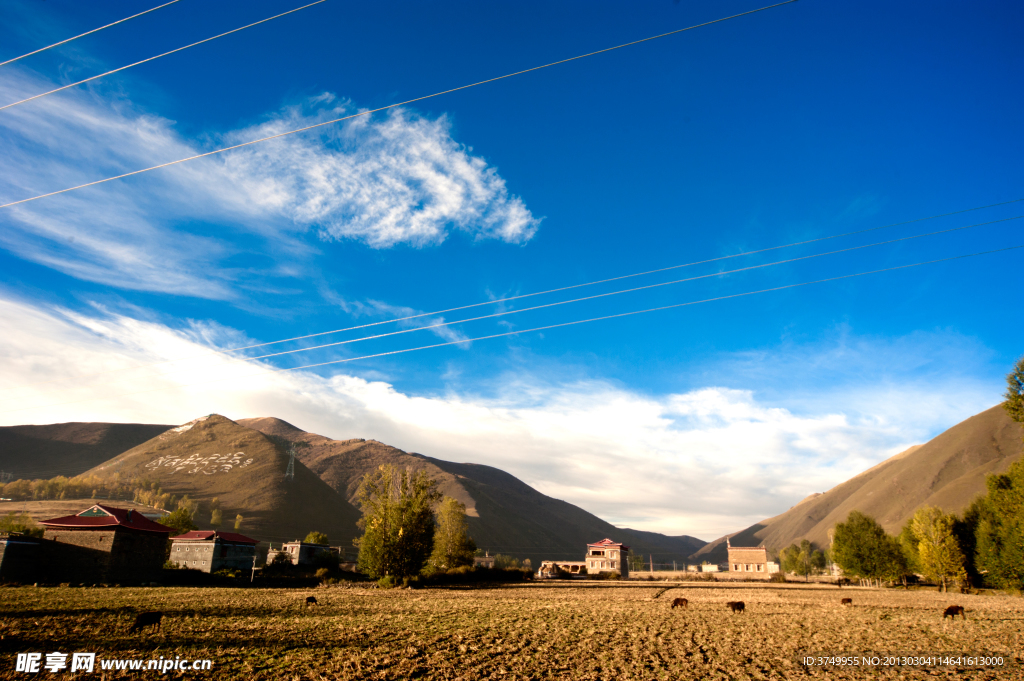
xmin=943 ymin=605 xmax=966 ymax=620
xmin=305 ymin=596 xmax=318 ymax=607
xmin=840 ymin=598 xmax=852 ymax=606
xmin=129 ymin=611 xmax=163 ymax=634
xmin=726 ymin=601 xmax=745 ymax=613
xmin=671 ymin=597 xmax=688 ymax=609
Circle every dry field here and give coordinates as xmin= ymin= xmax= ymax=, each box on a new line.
xmin=0 ymin=582 xmax=1021 ymax=679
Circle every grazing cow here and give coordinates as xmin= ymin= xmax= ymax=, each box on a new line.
xmin=671 ymin=597 xmax=688 ymax=609
xmin=840 ymin=598 xmax=853 ymax=606
xmin=129 ymin=611 xmax=163 ymax=634
xmin=943 ymin=605 xmax=966 ymax=620
xmin=726 ymin=601 xmax=745 ymax=613
xmin=305 ymin=596 xmax=318 ymax=607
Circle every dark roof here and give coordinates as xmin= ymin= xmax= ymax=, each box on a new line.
xmin=587 ymin=538 xmax=630 ymax=550
xmin=40 ymin=504 xmax=173 ymax=534
xmin=171 ymin=530 xmax=258 ymax=545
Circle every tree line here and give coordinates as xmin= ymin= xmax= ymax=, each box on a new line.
xmin=791 ymin=356 xmax=1024 ymax=592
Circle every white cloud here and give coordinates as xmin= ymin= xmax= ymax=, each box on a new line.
xmin=0 ymin=70 xmax=538 ymax=297
xmin=0 ymin=295 xmax=1000 ymax=540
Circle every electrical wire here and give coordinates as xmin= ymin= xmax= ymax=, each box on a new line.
xmin=0 ymin=1 xmax=182 ymax=68
xmin=0 ymin=0 xmax=330 ymax=112
xmin=2 ymin=198 xmax=1018 ymax=395
xmin=2 ymin=242 xmax=1018 ymax=416
xmin=0 ymin=0 xmax=797 ymax=207
xmin=38 ymin=212 xmax=1008 ymax=386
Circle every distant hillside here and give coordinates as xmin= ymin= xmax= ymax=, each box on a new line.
xmin=691 ymin=404 xmax=1023 ymax=563
xmin=0 ymin=422 xmax=172 ymax=479
xmin=240 ymin=417 xmax=706 ymax=566
xmin=80 ymin=415 xmax=362 ymax=549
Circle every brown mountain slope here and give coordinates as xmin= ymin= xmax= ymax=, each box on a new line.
xmin=0 ymin=422 xmax=172 ymax=479
xmin=80 ymin=415 xmax=362 ymax=548
xmin=240 ymin=417 xmax=707 ymax=567
xmin=691 ymin=404 xmax=1023 ymax=563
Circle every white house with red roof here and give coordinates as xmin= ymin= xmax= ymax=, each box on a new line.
xmin=38 ymin=504 xmax=172 ymax=583
xmin=585 ymin=538 xmax=630 ymax=577
xmin=169 ymin=530 xmax=259 ymax=573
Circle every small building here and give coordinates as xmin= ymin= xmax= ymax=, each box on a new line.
xmin=537 ymin=560 xmax=586 ymax=578
xmin=726 ymin=538 xmax=778 ymax=577
xmin=39 ymin=504 xmax=173 ymax=583
xmin=169 ymin=530 xmax=258 ymax=573
xmin=267 ymin=540 xmax=334 ymax=566
xmin=586 ymin=538 xmax=630 ymax=577
xmin=473 ymin=551 xmax=496 ymax=568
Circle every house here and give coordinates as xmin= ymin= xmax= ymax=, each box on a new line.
xmin=473 ymin=551 xmax=496 ymax=568
xmin=537 ymin=560 xmax=586 ymax=578
xmin=726 ymin=538 xmax=779 ymax=577
xmin=169 ymin=530 xmax=258 ymax=573
xmin=266 ymin=540 xmax=334 ymax=566
xmin=585 ymin=538 xmax=630 ymax=577
xmin=38 ymin=504 xmax=173 ymax=583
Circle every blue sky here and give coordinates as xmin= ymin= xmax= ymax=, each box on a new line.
xmin=0 ymin=0 xmax=1021 ymax=539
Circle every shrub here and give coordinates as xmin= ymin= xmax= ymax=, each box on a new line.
xmin=377 ymin=575 xmax=398 ymax=589
xmin=769 ymin=572 xmax=787 ymax=583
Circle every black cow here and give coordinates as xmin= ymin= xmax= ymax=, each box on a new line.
xmin=671 ymin=597 xmax=688 ymax=609
xmin=726 ymin=601 xmax=745 ymax=613
xmin=129 ymin=611 xmax=163 ymax=634
xmin=943 ymin=605 xmax=966 ymax=620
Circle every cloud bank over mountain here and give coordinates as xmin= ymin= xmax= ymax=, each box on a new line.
xmin=0 ymin=294 xmax=999 ymax=538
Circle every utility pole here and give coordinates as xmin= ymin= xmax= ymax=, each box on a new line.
xmin=650 ymin=554 xmax=653 ymax=573
xmin=251 ymin=552 xmax=258 ymax=583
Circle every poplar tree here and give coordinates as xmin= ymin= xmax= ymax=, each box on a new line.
xmin=355 ymin=464 xmax=441 ymax=579
xmin=427 ymin=497 xmax=476 ymax=571
xmin=1003 ymin=355 xmax=1024 ymax=425
xmin=909 ymin=505 xmax=966 ymax=592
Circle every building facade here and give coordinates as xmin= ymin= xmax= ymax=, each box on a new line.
xmin=0 ymin=534 xmax=42 ymax=583
xmin=537 ymin=560 xmax=586 ymax=578
xmin=169 ymin=531 xmax=258 ymax=573
xmin=586 ymin=538 xmax=630 ymax=577
xmin=266 ymin=541 xmax=334 ymax=566
xmin=38 ymin=504 xmax=172 ymax=583
xmin=726 ymin=539 xmax=779 ymax=577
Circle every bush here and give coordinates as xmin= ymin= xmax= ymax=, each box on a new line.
xmin=377 ymin=575 xmax=398 ymax=589
xmin=593 ymin=571 xmax=621 ymax=580
xmin=424 ymin=565 xmax=533 ymax=586
xmin=315 ymin=568 xmax=330 ymax=580
xmin=769 ymin=572 xmax=787 ymax=583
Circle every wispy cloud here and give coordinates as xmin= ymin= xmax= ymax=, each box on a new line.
xmin=0 ymin=69 xmax=539 ymax=298
xmin=0 ymin=296 xmax=1000 ymax=539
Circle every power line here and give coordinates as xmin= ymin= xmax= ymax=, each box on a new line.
xmin=2 ymin=198 xmax=1017 ymax=395
xmin=2 ymin=243 xmax=1018 ymax=415
xmin=0 ymin=1 xmax=182 ymax=68
xmin=0 ymin=0 xmax=797 ymax=208
xmin=0 ymin=0 xmax=330 ymax=112
xmin=38 ymin=212 xmax=1008 ymax=388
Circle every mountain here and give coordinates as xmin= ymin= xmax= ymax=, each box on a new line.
xmin=690 ymin=404 xmax=1023 ymax=563
xmin=239 ymin=417 xmax=707 ymax=566
xmin=0 ymin=422 xmax=173 ymax=480
xmin=80 ymin=415 xmax=363 ymax=549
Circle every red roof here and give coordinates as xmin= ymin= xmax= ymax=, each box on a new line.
xmin=40 ymin=504 xmax=173 ymax=534
xmin=171 ymin=530 xmax=258 ymax=545
xmin=587 ymin=538 xmax=630 ymax=550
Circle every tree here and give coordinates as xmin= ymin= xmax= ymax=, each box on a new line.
xmin=304 ymin=531 xmax=329 ymax=545
xmin=210 ymin=508 xmax=223 ymax=527
xmin=234 ymin=514 xmax=244 ymax=530
xmin=628 ymin=552 xmax=646 ymax=573
xmin=493 ymin=554 xmax=521 ymax=569
xmin=968 ymin=458 xmax=1024 ymax=590
xmin=909 ymin=506 xmax=967 ymax=592
xmin=158 ymin=507 xmax=198 ymax=535
xmin=427 ymin=497 xmax=476 ymax=571
xmin=1004 ymin=355 xmax=1024 ymax=425
xmin=355 ymin=464 xmax=441 ymax=579
xmin=781 ymin=540 xmax=820 ymax=581
xmin=831 ymin=511 xmax=907 ymax=583
xmin=0 ymin=512 xmax=43 ymax=538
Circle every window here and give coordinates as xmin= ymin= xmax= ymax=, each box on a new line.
xmin=756 ymin=564 xmax=763 ymax=572
xmin=745 ymin=564 xmax=752 ymax=571
xmin=733 ymin=564 xmax=739 ymax=571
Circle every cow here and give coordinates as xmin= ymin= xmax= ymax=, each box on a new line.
xmin=305 ymin=596 xmax=318 ymax=607
xmin=943 ymin=605 xmax=966 ymax=620
xmin=726 ymin=601 xmax=745 ymax=613
xmin=129 ymin=611 xmax=163 ymax=634
xmin=671 ymin=597 xmax=688 ymax=609
xmin=840 ymin=598 xmax=853 ymax=606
